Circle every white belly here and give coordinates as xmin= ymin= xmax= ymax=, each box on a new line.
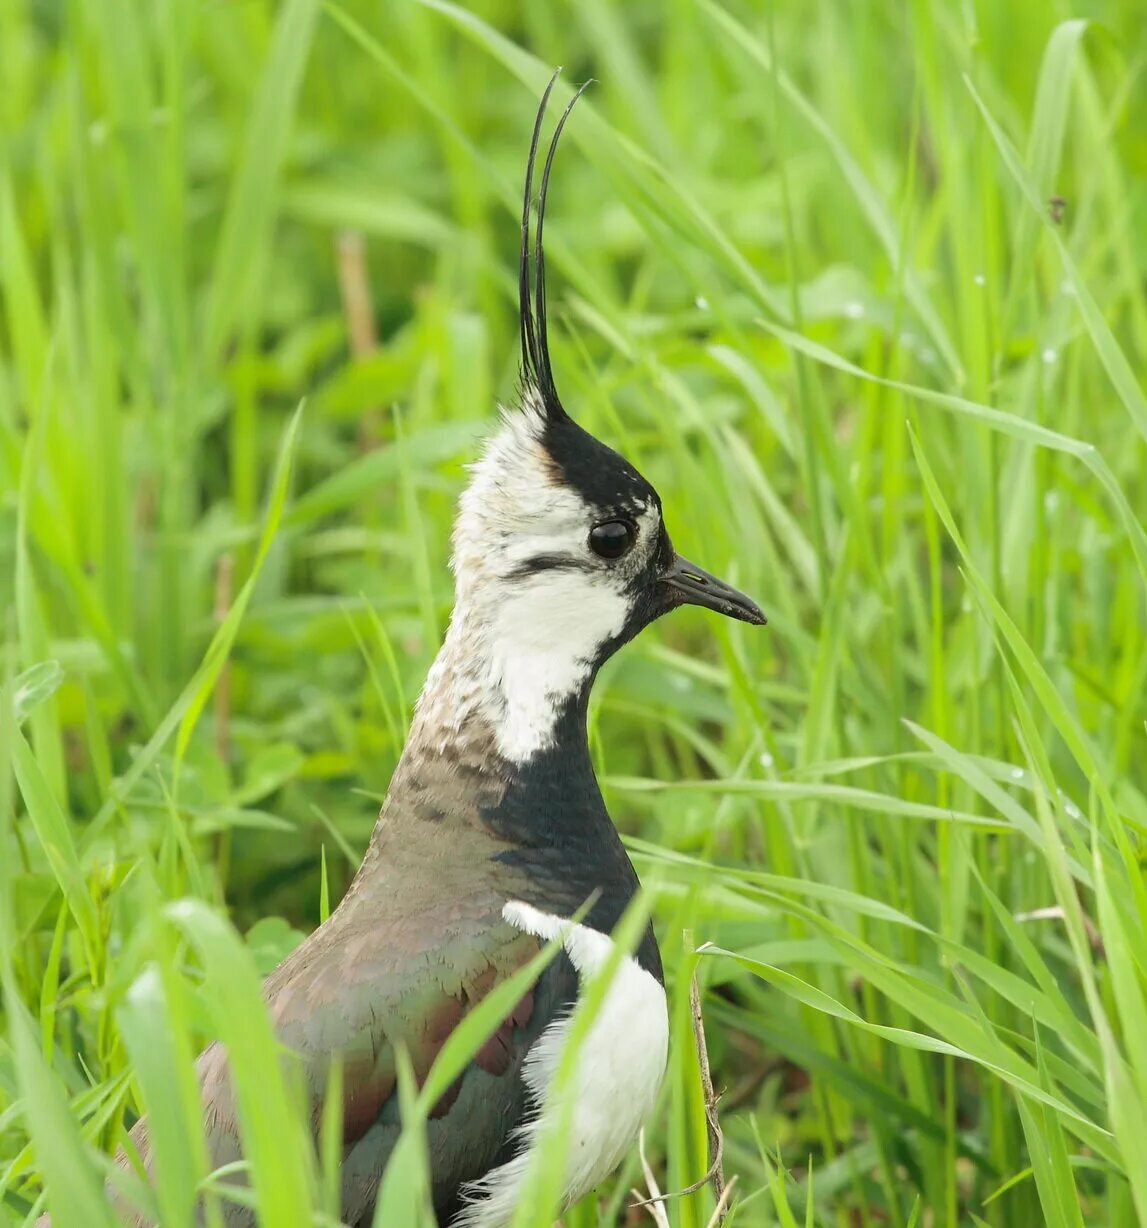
xmin=455 ymin=901 xmax=669 ymax=1228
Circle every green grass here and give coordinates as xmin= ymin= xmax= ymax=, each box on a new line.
xmin=2 ymin=0 xmax=1147 ymax=1224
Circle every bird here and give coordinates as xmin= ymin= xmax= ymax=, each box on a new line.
xmin=73 ymin=72 xmax=765 ymax=1228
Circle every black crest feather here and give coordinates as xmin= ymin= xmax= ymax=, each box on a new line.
xmin=519 ymin=70 xmax=591 ymax=419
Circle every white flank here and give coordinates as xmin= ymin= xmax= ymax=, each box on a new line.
xmin=454 ymin=901 xmax=669 ymax=1228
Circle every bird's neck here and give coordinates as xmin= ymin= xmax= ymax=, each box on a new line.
xmin=366 ymin=599 xmax=661 ymax=981
xmin=409 ymin=597 xmax=601 ymax=767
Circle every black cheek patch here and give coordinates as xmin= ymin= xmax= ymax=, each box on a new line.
xmin=505 ymin=555 xmax=593 ymax=582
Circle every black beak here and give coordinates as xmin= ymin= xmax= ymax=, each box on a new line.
xmin=660 ymin=554 xmax=766 ymax=626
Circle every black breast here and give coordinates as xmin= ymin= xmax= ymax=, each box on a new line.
xmin=479 ymin=703 xmax=664 ymax=984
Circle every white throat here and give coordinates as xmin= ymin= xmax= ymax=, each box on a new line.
xmin=413 ymin=577 xmax=627 ymax=764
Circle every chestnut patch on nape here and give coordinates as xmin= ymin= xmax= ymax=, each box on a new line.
xmin=535 ymin=437 xmax=565 ymax=488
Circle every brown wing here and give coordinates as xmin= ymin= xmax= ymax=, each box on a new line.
xmin=119 ymin=905 xmax=574 ymax=1227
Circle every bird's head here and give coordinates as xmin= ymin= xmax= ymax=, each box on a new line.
xmin=445 ymin=74 xmax=764 ymax=762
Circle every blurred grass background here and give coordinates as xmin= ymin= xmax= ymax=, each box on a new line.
xmin=2 ymin=0 xmax=1147 ymax=1224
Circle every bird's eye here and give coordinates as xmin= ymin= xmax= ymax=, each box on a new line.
xmin=589 ymin=520 xmax=635 ymax=560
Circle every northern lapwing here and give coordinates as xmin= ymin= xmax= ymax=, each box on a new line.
xmin=91 ymin=73 xmax=765 ymax=1228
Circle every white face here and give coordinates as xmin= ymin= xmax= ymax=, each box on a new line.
xmin=442 ymin=396 xmax=665 ymax=762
